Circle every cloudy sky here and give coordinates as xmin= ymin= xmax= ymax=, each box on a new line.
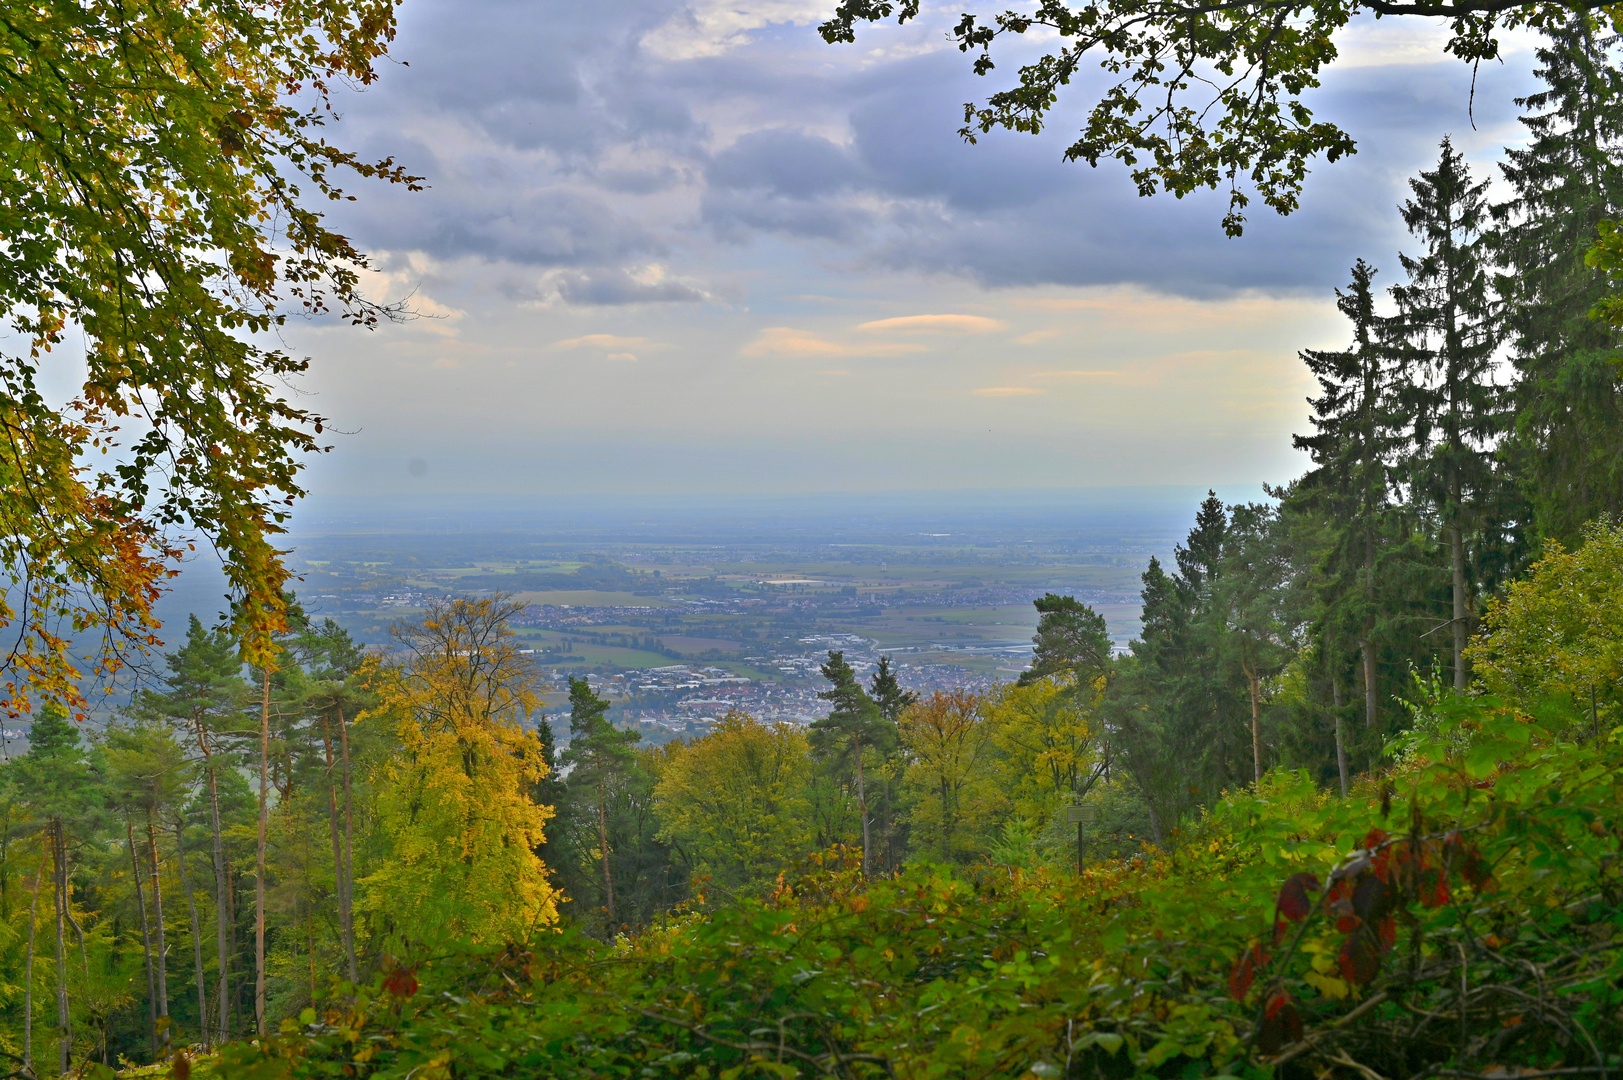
xmin=286 ymin=0 xmax=1543 ymax=499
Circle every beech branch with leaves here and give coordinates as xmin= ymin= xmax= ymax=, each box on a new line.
xmin=820 ymin=0 xmax=1621 ymax=235
xmin=0 ymin=0 xmax=419 ymax=714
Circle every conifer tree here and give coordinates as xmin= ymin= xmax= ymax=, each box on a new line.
xmin=1494 ymin=15 xmax=1623 ymax=545
xmin=561 ymin=678 xmax=639 ymax=929
xmin=1016 ymin=595 xmax=1113 ymax=687
xmin=810 ymin=652 xmax=890 ymax=875
xmin=1391 ymin=139 xmax=1508 ymax=690
xmin=14 ymin=703 xmax=99 ymax=1074
xmin=1290 ymin=260 xmax=1407 ymax=760
xmin=1108 ymin=494 xmax=1251 ymax=840
xmin=131 ymin=615 xmax=248 ymax=1043
xmin=866 ymin=657 xmax=916 ymax=871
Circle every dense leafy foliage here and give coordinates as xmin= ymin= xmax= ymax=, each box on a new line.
xmin=0 ymin=0 xmax=416 ymax=719
xmin=153 ymin=693 xmax=1622 ymax=1080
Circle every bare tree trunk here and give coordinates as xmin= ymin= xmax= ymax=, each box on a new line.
xmin=322 ymin=717 xmax=357 ymax=981
xmin=199 ymin=737 xmax=231 ymax=1043
xmin=128 ymin=818 xmax=157 ymax=1057
xmin=174 ymin=819 xmax=210 ymax=1050
xmin=1332 ymin=678 xmax=1349 ymax=798
xmin=54 ymin=822 xmax=71 ymax=1075
xmin=597 ymin=785 xmax=615 ymax=927
xmin=24 ymin=854 xmax=44 ymax=1071
xmin=1362 ymin=528 xmax=1379 ymax=731
xmin=256 ymin=670 xmax=271 ymax=1036
xmin=338 ymin=707 xmax=358 ymax=982
xmin=1451 ymin=521 xmax=1469 ymax=691
xmin=1242 ymin=654 xmax=1262 ymax=784
xmin=855 ymin=732 xmax=869 ymax=877
xmin=146 ymin=814 xmax=170 ymax=1054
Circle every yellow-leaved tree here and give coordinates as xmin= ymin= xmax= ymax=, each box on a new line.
xmin=360 ymin=597 xmax=558 ymax=945
xmin=898 ymin=690 xmax=999 ymax=863
xmin=984 ymin=676 xmax=1108 ymax=825
xmin=654 ymin=713 xmax=813 ymax=901
xmin=1467 ymin=519 xmax=1623 ymax=737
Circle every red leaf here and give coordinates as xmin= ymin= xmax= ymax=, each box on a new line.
xmin=1258 ymin=992 xmax=1304 ymax=1054
xmin=1337 ymin=924 xmax=1384 ymax=985
xmin=1228 ymin=943 xmax=1267 ymax=1001
xmin=1275 ymin=872 xmax=1321 ymax=923
xmin=382 ymin=966 xmax=418 ymax=998
xmin=1362 ymin=827 xmax=1388 ymax=851
xmin=1417 ymin=867 xmax=1451 ymax=908
xmin=1377 ymin=916 xmax=1397 ymax=952
xmin=1350 ymin=870 xmax=1389 ymax=924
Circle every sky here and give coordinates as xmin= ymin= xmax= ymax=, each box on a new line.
xmin=282 ymin=0 xmax=1545 ymax=499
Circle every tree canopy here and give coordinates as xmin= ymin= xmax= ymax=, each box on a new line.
xmin=820 ymin=0 xmax=1621 ymax=236
xmin=0 ymin=0 xmax=416 ymax=718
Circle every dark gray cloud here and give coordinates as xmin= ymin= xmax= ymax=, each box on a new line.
xmin=324 ymin=0 xmax=1541 ymax=298
xmin=552 ymin=268 xmax=711 ymax=305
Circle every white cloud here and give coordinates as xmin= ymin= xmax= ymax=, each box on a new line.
xmin=554 ymin=334 xmax=650 ymax=350
xmin=741 ymin=327 xmax=929 ymax=359
xmin=855 ymin=314 xmax=1008 ymax=334
xmin=643 ymin=0 xmax=832 ymax=60
xmin=973 ymin=386 xmax=1045 ymax=397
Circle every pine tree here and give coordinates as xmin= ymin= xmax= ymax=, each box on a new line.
xmin=13 ymin=703 xmax=101 ymax=1074
xmin=1016 ymin=594 xmax=1113 ymax=687
xmin=131 ymin=615 xmax=248 ymax=1044
xmin=1391 ymin=138 xmax=1509 ymax=690
xmin=1494 ymin=14 xmax=1623 ymax=545
xmin=560 ymin=678 xmax=639 ymax=930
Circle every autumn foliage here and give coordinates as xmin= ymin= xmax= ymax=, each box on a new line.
xmin=161 ymin=689 xmax=1621 ymax=1080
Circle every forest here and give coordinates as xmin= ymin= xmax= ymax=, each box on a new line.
xmin=1 ymin=9 xmax=1622 ymax=1080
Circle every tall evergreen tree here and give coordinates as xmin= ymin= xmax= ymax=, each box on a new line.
xmin=1391 ymin=138 xmax=1510 ymax=690
xmin=1016 ymin=594 xmax=1113 ymax=688
xmin=1290 ymin=260 xmax=1408 ymax=762
xmin=1494 ymin=15 xmax=1623 ymax=545
xmin=560 ymin=678 xmax=639 ymax=931
xmin=130 ymin=615 xmax=249 ymax=1043
xmin=866 ymin=657 xmax=916 ymax=872
xmin=13 ymin=703 xmax=100 ymax=1075
xmin=1108 ymin=494 xmax=1251 ymax=841
xmin=809 ymin=652 xmax=890 ymax=876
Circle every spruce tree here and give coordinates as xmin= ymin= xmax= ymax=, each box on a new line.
xmin=1391 ymin=139 xmax=1508 ymax=690
xmin=809 ymin=651 xmax=889 ymax=875
xmin=1290 ymin=260 xmax=1406 ymax=761
xmin=1108 ymin=493 xmax=1251 ymax=840
xmin=1494 ymin=14 xmax=1623 ymax=545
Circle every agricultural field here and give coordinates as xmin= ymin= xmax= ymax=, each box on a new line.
xmin=264 ymin=494 xmax=1193 ymax=733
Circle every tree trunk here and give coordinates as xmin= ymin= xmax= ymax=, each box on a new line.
xmin=1243 ymin=656 xmax=1262 ymax=784
xmin=24 ymin=854 xmax=44 ymax=1071
xmin=146 ymin=814 xmax=171 ymax=1053
xmin=338 ymin=707 xmax=358 ymax=982
xmin=54 ymin=821 xmax=71 ymax=1075
xmin=256 ymin=669 xmax=271 ymax=1036
xmin=174 ymin=819 xmax=210 ymax=1050
xmin=323 ymin=716 xmax=357 ymax=981
xmin=1451 ymin=521 xmax=1469 ymax=691
xmin=1332 ymin=677 xmax=1349 ymax=798
xmin=128 ymin=818 xmax=158 ymax=1057
xmin=855 ymin=732 xmax=869 ymax=877
xmin=597 ymin=784 xmax=616 ymax=927
xmin=199 ymin=736 xmax=231 ymax=1043
xmin=1362 ymin=528 xmax=1379 ymax=731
